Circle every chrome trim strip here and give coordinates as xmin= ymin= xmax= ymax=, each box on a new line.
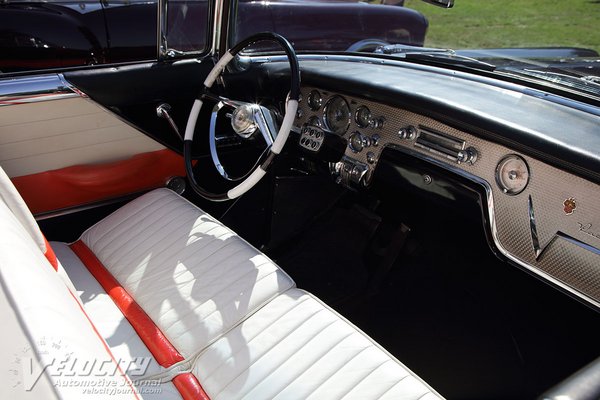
xmin=34 ymin=192 xmax=145 ymax=221
xmin=386 ymin=143 xmax=600 ymax=310
xmin=0 ymin=74 xmax=78 ymax=106
xmin=529 ymin=195 xmax=600 ymax=260
xmin=558 ymin=232 xmax=600 ymax=257
xmin=528 ymin=195 xmax=544 ymax=259
xmin=211 ymin=0 xmax=226 ymax=57
xmin=157 ymin=0 xmax=168 ymax=60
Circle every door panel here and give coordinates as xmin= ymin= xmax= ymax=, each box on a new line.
xmin=0 ymin=96 xmax=165 ymax=178
xmin=0 ymin=71 xmax=195 ymax=215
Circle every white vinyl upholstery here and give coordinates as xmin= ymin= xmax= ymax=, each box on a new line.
xmin=0 ymin=165 xmax=443 ymax=400
xmin=51 ymin=242 xmax=182 ymax=400
xmin=0 ymin=200 xmax=136 ymax=399
xmin=0 ymin=166 xmax=45 ymax=252
xmin=79 ymin=188 xmax=295 ymax=358
xmin=192 ymin=288 xmax=441 ymax=400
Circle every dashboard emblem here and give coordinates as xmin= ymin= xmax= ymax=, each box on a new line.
xmin=563 ymin=198 xmax=577 ymax=215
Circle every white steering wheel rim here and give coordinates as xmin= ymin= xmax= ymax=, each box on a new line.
xmin=183 ymin=33 xmax=300 ymax=201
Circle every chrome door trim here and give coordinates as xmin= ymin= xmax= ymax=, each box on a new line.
xmin=0 ymin=74 xmax=79 ymax=106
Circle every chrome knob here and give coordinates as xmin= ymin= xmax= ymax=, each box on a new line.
xmin=457 ymin=146 xmax=478 ymax=165
xmin=349 ymin=132 xmax=365 ymax=153
xmin=371 ymin=134 xmax=380 ymax=147
xmin=398 ymin=125 xmax=417 ymax=140
xmin=366 ymin=151 xmax=376 ymax=164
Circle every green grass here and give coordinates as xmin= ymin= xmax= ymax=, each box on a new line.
xmin=402 ymin=0 xmax=600 ymax=53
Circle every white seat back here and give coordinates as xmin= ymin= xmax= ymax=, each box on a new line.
xmin=0 ymin=199 xmax=138 ymax=399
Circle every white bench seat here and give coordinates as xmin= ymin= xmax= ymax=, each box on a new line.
xmin=0 ymin=164 xmax=442 ymax=400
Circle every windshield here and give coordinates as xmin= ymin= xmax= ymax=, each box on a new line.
xmin=232 ymin=0 xmax=600 ymax=100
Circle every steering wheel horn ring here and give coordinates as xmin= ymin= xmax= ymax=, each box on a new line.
xmin=184 ymin=32 xmax=300 ymax=201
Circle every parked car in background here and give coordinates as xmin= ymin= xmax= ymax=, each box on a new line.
xmin=0 ymin=0 xmax=427 ymax=73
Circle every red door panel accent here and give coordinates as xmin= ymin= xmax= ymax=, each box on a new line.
xmin=11 ymin=149 xmax=185 ymax=214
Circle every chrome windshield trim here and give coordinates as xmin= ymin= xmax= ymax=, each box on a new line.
xmin=211 ymin=0 xmax=226 ymax=57
xmin=157 ymin=0 xmax=168 ymax=60
xmin=0 ymin=74 xmax=78 ymax=106
xmin=386 ymin=143 xmax=600 ymax=310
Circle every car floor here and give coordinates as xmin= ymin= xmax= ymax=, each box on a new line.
xmin=269 ymin=189 xmax=600 ymax=400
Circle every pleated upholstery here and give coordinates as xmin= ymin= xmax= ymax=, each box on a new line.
xmin=80 ymin=188 xmax=295 ymax=358
xmin=193 ymin=289 xmax=441 ymax=400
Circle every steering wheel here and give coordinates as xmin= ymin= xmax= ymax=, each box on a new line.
xmin=183 ymin=32 xmax=300 ymax=201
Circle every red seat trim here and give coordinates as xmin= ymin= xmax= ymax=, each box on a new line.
xmin=67 ymin=290 xmax=141 ymax=400
xmin=43 ymin=236 xmax=59 ymax=271
xmin=173 ymin=373 xmax=210 ymax=400
xmin=70 ymin=240 xmax=209 ymax=400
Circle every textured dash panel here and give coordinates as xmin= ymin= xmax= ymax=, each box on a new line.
xmin=297 ymin=86 xmax=600 ymax=307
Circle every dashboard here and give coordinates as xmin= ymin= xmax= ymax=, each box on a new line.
xmin=293 ymin=84 xmax=600 ymax=309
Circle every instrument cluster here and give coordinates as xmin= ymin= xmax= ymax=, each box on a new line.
xmin=305 ymin=90 xmax=385 ymax=136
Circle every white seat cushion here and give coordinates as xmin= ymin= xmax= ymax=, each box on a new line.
xmin=52 ymin=242 xmax=182 ymax=400
xmin=79 ymin=188 xmax=295 ymax=358
xmin=192 ymin=288 xmax=442 ymax=400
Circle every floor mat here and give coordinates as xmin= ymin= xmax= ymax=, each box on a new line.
xmin=276 ymin=196 xmax=600 ymax=399
xmin=276 ymin=204 xmax=381 ymax=306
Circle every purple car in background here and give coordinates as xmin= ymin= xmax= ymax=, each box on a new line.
xmin=0 ymin=0 xmax=427 ymax=73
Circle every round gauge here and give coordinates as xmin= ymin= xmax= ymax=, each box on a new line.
xmin=495 ymin=155 xmax=530 ymax=195
xmin=308 ymin=115 xmax=322 ymax=127
xmin=307 ymin=90 xmax=323 ymax=111
xmin=323 ymin=96 xmax=351 ymax=135
xmin=355 ymin=106 xmax=371 ymax=128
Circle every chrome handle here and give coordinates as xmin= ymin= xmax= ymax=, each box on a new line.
xmin=156 ymin=103 xmax=182 ymax=140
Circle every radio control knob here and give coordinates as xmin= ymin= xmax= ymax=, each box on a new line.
xmin=398 ymin=125 xmax=417 ymax=140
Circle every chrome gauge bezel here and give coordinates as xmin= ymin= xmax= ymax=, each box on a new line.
xmin=307 ymin=115 xmax=322 ymax=127
xmin=323 ymin=95 xmax=351 ymax=135
xmin=495 ymin=154 xmax=531 ymax=195
xmin=307 ymin=90 xmax=323 ymax=111
xmin=355 ymin=105 xmax=371 ymax=128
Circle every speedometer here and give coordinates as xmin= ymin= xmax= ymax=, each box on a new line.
xmin=323 ymin=96 xmax=351 ymax=135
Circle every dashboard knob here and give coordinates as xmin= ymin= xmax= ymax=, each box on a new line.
xmin=366 ymin=151 xmax=376 ymax=164
xmin=457 ymin=146 xmax=478 ymax=165
xmin=371 ymin=134 xmax=380 ymax=147
xmin=398 ymin=125 xmax=417 ymax=140
xmin=349 ymin=132 xmax=365 ymax=153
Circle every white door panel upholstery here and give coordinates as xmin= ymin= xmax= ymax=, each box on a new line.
xmin=0 ymin=97 xmax=164 ymax=178
xmin=193 ymin=288 xmax=440 ymax=400
xmin=80 ymin=188 xmax=296 ymax=358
